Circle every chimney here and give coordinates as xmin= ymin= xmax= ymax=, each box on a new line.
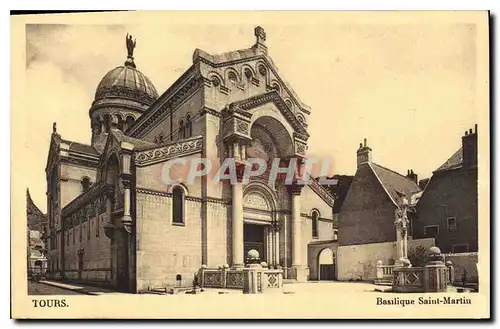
xmin=357 ymin=138 xmax=372 ymax=167
xmin=462 ymin=124 xmax=478 ymax=169
xmin=406 ymin=169 xmax=418 ymax=185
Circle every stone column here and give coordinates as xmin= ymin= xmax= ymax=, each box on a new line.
xmin=231 ymin=163 xmax=244 ymax=268
xmin=274 ymin=224 xmax=280 ymax=268
xmin=289 ymin=184 xmax=308 ymax=282
xmin=291 ymin=185 xmax=302 ymax=267
xmin=120 ymin=142 xmax=134 ymax=234
xmin=265 ymin=227 xmax=271 ymax=264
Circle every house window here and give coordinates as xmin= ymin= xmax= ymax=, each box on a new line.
xmin=424 ymin=225 xmax=439 ymax=237
xmin=96 ymin=217 xmax=100 ymax=237
xmin=447 ymin=217 xmax=457 ymax=232
xmin=452 ymin=244 xmax=469 ymax=253
xmin=185 ymin=114 xmax=192 ymax=138
xmin=311 ymin=210 xmax=319 ymax=238
xmin=172 ymin=186 xmax=185 ymax=225
xmin=333 ymin=229 xmax=338 ymax=241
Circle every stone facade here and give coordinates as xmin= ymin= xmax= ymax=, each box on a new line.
xmin=412 ymin=126 xmax=478 ymax=253
xmin=40 ymin=27 xmax=335 ymax=292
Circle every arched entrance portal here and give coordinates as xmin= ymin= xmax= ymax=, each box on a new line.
xmin=318 ymin=248 xmax=336 ymax=280
xmin=243 ymin=186 xmax=277 ymax=265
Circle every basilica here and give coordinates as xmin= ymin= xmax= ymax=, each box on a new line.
xmin=42 ymin=27 xmax=336 ymax=292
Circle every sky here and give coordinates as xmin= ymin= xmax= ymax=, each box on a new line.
xmin=21 ymin=14 xmax=481 ymax=212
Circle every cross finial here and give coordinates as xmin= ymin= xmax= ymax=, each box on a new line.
xmin=255 ymin=26 xmax=266 ymax=44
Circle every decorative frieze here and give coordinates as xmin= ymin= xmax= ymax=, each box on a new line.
xmin=134 ymin=136 xmax=203 ymax=167
xmin=309 ymin=178 xmax=335 ymax=207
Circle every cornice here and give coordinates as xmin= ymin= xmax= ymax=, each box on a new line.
xmin=134 ymin=136 xmax=203 ymax=167
xmin=135 ymin=188 xmax=230 ymax=205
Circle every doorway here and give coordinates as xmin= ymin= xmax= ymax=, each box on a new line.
xmin=244 ymin=223 xmax=265 ymax=263
xmin=318 ymin=248 xmax=336 ymax=280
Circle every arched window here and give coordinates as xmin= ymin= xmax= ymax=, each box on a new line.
xmin=172 ymin=186 xmax=185 ymax=225
xmin=312 ymin=210 xmax=319 ymax=238
xmin=244 ymin=68 xmax=253 ymax=81
xmin=116 ymin=115 xmax=124 ymax=131
xmin=125 ymin=116 xmax=135 ymax=132
xmin=185 ymin=115 xmax=192 ymax=138
xmin=81 ymin=177 xmax=91 ymax=192
xmin=228 ymin=71 xmax=238 ymax=84
xmin=178 ymin=119 xmax=184 ymax=140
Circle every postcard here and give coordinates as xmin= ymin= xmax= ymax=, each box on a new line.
xmin=12 ymin=10 xmax=490 ymax=319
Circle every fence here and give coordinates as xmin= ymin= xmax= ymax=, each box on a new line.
xmin=374 ymin=262 xmax=395 ymax=285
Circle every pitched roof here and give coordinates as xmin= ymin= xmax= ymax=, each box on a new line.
xmin=110 ymin=129 xmax=156 ymax=150
xmin=435 ymin=147 xmax=463 ymax=172
xmin=66 ymin=141 xmax=99 ymax=156
xmin=369 ymin=163 xmax=421 ymax=206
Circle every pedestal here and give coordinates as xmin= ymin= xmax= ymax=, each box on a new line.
xmin=293 ymin=266 xmax=309 ymax=283
xmin=423 ymin=247 xmax=448 ymax=292
xmin=243 ymin=264 xmax=265 ymax=294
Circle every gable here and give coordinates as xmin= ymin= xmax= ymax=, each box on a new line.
xmin=45 ymin=133 xmax=61 ymax=176
xmin=341 ymin=163 xmax=396 ymax=212
xmin=370 ymin=163 xmax=421 ymax=206
xmin=197 ymin=52 xmax=310 ymax=115
xmin=232 ymin=91 xmax=309 ymax=139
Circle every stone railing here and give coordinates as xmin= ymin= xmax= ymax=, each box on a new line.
xmin=375 ymin=261 xmax=395 ymax=285
xmin=199 ymin=265 xmax=283 ymax=293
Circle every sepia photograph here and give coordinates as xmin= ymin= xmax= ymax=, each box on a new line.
xmin=12 ymin=10 xmax=490 ymax=319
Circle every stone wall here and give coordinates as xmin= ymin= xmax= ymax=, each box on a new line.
xmin=135 ymin=191 xmax=203 ymax=291
xmin=337 ymin=241 xmax=395 ymax=281
xmin=444 ymin=252 xmax=478 ymax=283
xmin=60 ymin=211 xmax=111 ymax=283
xmin=60 ymin=163 xmax=97 ymax=208
xmin=143 ymin=88 xmax=203 ymax=143
xmin=336 ymin=238 xmax=435 ymax=281
xmin=413 ymin=168 xmax=478 ymax=253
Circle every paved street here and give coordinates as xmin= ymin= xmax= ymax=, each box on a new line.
xmin=27 ymin=281 xmax=82 ymax=295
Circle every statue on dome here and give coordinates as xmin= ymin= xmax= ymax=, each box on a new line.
xmin=126 ymin=33 xmax=137 ymax=58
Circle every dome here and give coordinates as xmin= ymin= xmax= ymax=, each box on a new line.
xmin=94 ymin=61 xmax=159 ymax=107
